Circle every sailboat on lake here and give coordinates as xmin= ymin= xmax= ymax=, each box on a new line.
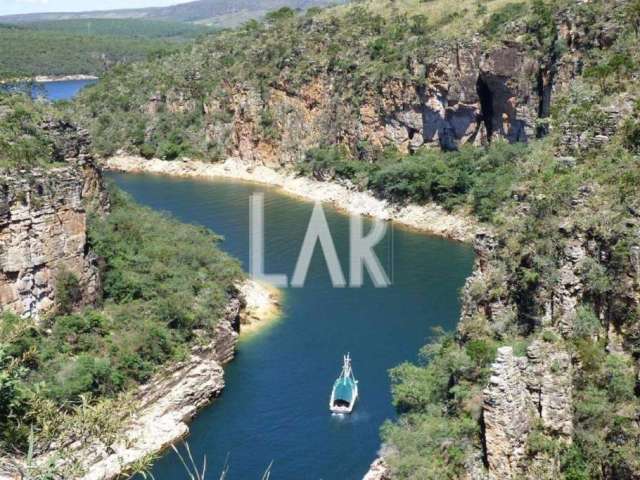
xmin=329 ymin=353 xmax=359 ymax=414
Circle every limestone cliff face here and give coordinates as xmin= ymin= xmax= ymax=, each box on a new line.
xmin=362 ymin=458 xmax=392 ymax=480
xmin=0 ymin=123 xmax=108 ymax=319
xmin=73 ymin=297 xmax=242 ymax=480
xmin=140 ymin=2 xmax=621 ymax=174
xmin=483 ymin=344 xmax=573 ymax=479
xmin=455 ymin=197 xmax=639 ymax=479
xmin=149 ymin=40 xmax=558 ymax=168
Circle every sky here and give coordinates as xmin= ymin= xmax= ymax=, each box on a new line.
xmin=0 ymin=0 xmax=191 ymax=16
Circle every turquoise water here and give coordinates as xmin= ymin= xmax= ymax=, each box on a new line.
xmin=108 ymin=172 xmax=474 ymax=480
xmin=2 ymin=79 xmax=96 ymax=101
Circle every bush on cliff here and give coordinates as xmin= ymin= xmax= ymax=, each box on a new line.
xmin=379 ymin=0 xmax=640 ymax=477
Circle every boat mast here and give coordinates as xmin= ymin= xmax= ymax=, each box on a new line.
xmin=343 ymin=353 xmax=353 ymax=379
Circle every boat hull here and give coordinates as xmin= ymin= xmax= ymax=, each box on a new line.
xmin=329 ymin=354 xmax=359 ymax=414
xmin=329 ymin=384 xmax=358 ymax=414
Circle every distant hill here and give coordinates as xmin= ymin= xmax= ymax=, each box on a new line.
xmin=0 ymin=21 xmax=187 ymax=80
xmin=16 ymin=18 xmax=214 ymax=39
xmin=0 ymin=0 xmax=348 ymax=28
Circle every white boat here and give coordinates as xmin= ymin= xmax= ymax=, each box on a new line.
xmin=329 ymin=354 xmax=359 ymax=414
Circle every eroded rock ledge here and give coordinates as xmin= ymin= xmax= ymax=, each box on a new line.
xmin=74 ymin=280 xmax=278 ymax=480
xmin=483 ymin=344 xmax=573 ymax=479
xmin=363 ymin=458 xmax=392 ymax=480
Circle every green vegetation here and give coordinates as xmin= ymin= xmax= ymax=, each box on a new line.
xmin=4 ymin=0 xmax=640 ymax=477
xmin=299 ymin=141 xmax=527 ymax=221
xmin=69 ymin=0 xmax=640 ymax=476
xmin=379 ymin=1 xmax=640 ymax=477
xmin=382 ymin=332 xmax=487 ymax=478
xmin=18 ymin=19 xmax=214 ymax=39
xmin=0 ymin=93 xmax=61 ymax=169
xmin=71 ymin=0 xmax=549 ymax=160
xmin=0 ymin=187 xmax=242 ymax=454
xmin=0 ymin=24 xmax=186 ymax=79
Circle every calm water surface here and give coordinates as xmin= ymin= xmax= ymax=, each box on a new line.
xmin=2 ymin=79 xmax=96 ymax=101
xmin=109 ymin=172 xmax=474 ymax=480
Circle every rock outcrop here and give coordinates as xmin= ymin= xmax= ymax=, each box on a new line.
xmin=74 ymin=298 xmax=241 ymax=480
xmin=363 ymin=458 xmax=392 ymax=480
xmin=483 ymin=347 xmax=533 ymax=479
xmin=146 ymin=38 xmax=562 ymax=169
xmin=0 ymin=123 xmax=108 ymax=320
xmin=482 ymin=343 xmax=572 ymax=480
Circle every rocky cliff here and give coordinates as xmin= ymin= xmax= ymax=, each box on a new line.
xmin=147 ymin=39 xmax=547 ymax=168
xmin=135 ymin=1 xmax=619 ymax=171
xmin=0 ymin=121 xmax=108 ymax=319
xmin=482 ymin=344 xmax=573 ymax=479
xmin=78 ymin=0 xmax=614 ymax=171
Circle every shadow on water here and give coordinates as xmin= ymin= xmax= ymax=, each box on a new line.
xmin=108 ymin=172 xmax=474 ymax=480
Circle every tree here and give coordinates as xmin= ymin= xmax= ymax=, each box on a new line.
xmin=626 ymin=0 xmax=640 ymax=36
xmin=265 ymin=7 xmax=296 ymax=24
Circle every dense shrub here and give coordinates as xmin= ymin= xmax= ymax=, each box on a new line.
xmin=382 ymin=334 xmax=483 ymax=479
xmin=299 ymin=141 xmax=526 ymax=221
xmin=0 ymin=25 xmax=185 ymax=79
xmin=0 ymin=93 xmax=57 ymax=169
xmin=55 ymin=269 xmax=82 ymax=315
xmin=483 ymin=2 xmax=528 ymax=36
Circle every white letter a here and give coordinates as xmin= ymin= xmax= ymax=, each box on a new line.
xmin=291 ymin=202 xmax=346 ymax=288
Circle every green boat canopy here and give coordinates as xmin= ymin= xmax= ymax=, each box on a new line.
xmin=333 ymin=377 xmax=356 ymax=402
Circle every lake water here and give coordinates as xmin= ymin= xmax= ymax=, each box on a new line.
xmin=1 ymin=79 xmax=97 ymax=101
xmin=109 ymin=172 xmax=474 ymax=480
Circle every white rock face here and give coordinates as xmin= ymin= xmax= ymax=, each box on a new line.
xmin=483 ymin=347 xmax=533 ymax=479
xmin=0 ymin=278 xmax=279 ymax=480
xmin=78 ymin=352 xmax=226 ymax=480
xmin=362 ymin=458 xmax=392 ymax=480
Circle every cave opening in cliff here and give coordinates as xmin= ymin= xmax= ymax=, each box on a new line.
xmin=476 ymin=76 xmax=495 ymax=142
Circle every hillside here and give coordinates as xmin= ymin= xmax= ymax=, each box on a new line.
xmin=68 ymin=0 xmax=640 ymax=478
xmin=0 ymin=0 xmax=349 ymax=28
xmin=0 ymin=22 xmax=191 ymax=80
xmin=15 ymin=18 xmax=214 ymax=39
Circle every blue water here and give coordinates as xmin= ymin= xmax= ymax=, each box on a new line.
xmin=109 ymin=172 xmax=474 ymax=480
xmin=1 ymin=79 xmax=97 ymax=101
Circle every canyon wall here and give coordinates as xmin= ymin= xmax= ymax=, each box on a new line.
xmin=73 ymin=297 xmax=242 ymax=480
xmin=0 ymin=122 xmax=108 ymax=320
xmin=361 ymin=6 xmax=637 ymax=477
xmin=150 ymin=39 xmax=546 ymax=168
xmin=136 ymin=1 xmax=621 ymax=175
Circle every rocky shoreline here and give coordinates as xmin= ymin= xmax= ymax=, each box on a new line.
xmin=104 ymin=154 xmax=478 ymax=480
xmin=0 ymin=280 xmax=279 ymax=480
xmin=75 ymin=280 xmax=279 ymax=480
xmin=0 ymin=74 xmax=98 ymax=85
xmin=104 ymin=155 xmax=478 ymax=243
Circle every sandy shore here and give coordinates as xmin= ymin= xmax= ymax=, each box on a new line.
xmin=0 ymin=74 xmax=99 ymax=84
xmin=239 ymin=279 xmax=283 ymax=335
xmin=105 ymin=155 xmax=478 ymax=243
